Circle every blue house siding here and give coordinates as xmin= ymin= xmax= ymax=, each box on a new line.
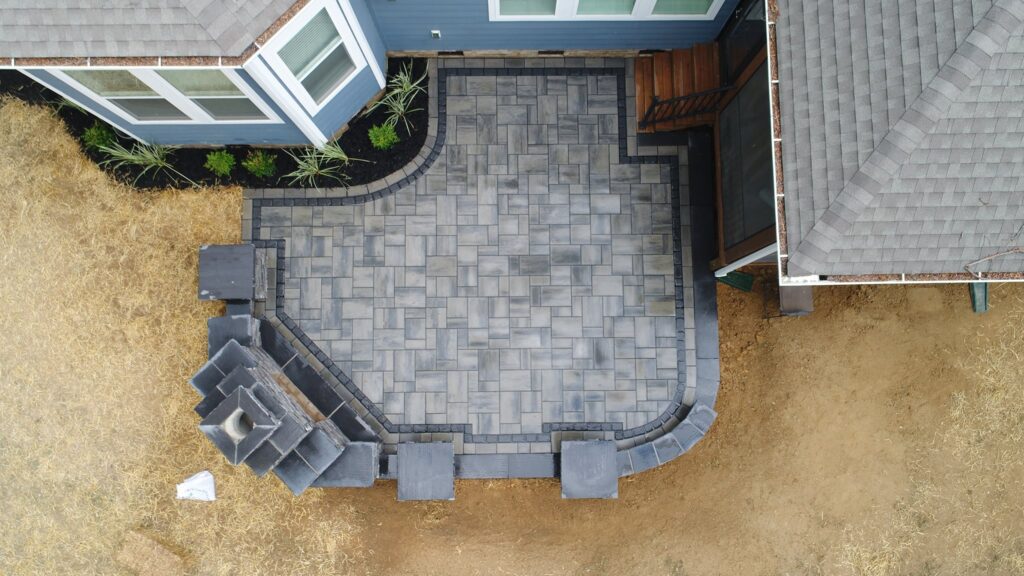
xmin=312 ymin=67 xmax=383 ymax=137
xmin=366 ymin=0 xmax=741 ymax=51
xmin=349 ymin=0 xmax=388 ymax=73
xmin=25 ymin=69 xmax=310 ymax=146
xmin=252 ymin=54 xmax=383 ymax=141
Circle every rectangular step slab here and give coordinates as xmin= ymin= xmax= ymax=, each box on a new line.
xmin=312 ymin=442 xmax=379 ymax=488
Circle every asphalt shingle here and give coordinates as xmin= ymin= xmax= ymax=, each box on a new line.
xmin=0 ymin=0 xmax=296 ymax=58
xmin=779 ymin=0 xmax=1024 ymax=276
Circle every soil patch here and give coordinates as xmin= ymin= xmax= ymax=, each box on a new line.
xmin=0 ymin=57 xmax=428 ymax=190
xmin=2 ymin=99 xmax=1023 ymax=576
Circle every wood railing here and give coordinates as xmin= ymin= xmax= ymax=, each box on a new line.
xmin=638 ymin=85 xmax=732 ymax=130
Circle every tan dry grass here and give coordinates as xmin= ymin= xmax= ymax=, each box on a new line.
xmin=0 ymin=98 xmax=363 ymax=575
xmin=839 ymin=294 xmax=1024 ymax=576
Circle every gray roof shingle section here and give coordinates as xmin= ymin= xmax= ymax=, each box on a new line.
xmin=779 ymin=0 xmax=1024 ymax=276
xmin=0 ymin=0 xmax=296 ymax=58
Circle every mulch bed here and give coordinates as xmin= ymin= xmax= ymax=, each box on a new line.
xmin=0 ymin=57 xmax=429 ymax=190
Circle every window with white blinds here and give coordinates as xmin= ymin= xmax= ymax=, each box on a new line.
xmin=56 ymin=68 xmax=279 ymax=125
xmin=263 ymin=2 xmax=368 ymax=113
xmin=489 ymin=0 xmax=724 ymax=20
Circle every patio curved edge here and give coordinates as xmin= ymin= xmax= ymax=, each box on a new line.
xmin=243 ymin=58 xmax=721 ymax=474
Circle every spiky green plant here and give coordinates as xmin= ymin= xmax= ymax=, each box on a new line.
xmin=320 ymin=141 xmax=364 ymax=165
xmin=98 ymin=141 xmax=195 ymax=187
xmin=51 ymin=96 xmax=87 ymax=115
xmin=363 ymin=61 xmax=427 ymax=135
xmin=284 ymin=147 xmax=347 ymax=189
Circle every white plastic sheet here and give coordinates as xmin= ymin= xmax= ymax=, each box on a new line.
xmin=176 ymin=470 xmax=216 ymax=501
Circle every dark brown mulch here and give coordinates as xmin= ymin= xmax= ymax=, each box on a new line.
xmin=0 ymin=58 xmax=429 ymax=190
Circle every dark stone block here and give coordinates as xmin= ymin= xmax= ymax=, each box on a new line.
xmin=225 ymin=300 xmax=253 ymax=316
xmin=283 ymin=358 xmax=343 ymax=416
xmin=189 ymin=361 xmax=224 ymax=396
xmin=245 ymin=439 xmax=283 ymax=477
xmin=210 ymin=339 xmax=256 ymax=375
xmin=627 ymin=442 xmax=659 ymax=473
xmin=267 ymin=414 xmax=310 ymax=455
xmin=560 ymin=441 xmax=618 ymax=499
xmin=397 ymin=443 xmax=455 ymax=501
xmin=215 ymin=366 xmax=257 ymax=397
xmin=685 ymin=403 xmax=717 ymax=433
xmin=329 ymin=405 xmax=378 ymax=442
xmin=198 ymin=386 xmax=279 ymax=465
xmin=258 ymin=320 xmax=297 ymax=367
xmin=273 ymin=451 xmax=320 ymax=495
xmin=670 ymin=420 xmax=704 ymax=452
xmin=694 ymin=375 xmax=720 ymax=407
xmin=652 ymin=434 xmax=683 ymax=464
xmin=508 ymin=454 xmax=556 ymax=478
xmin=193 ymin=387 xmax=225 ymax=418
xmin=456 ymin=454 xmax=508 ymax=479
xmin=295 ymin=426 xmax=345 ymax=474
xmin=312 ymin=442 xmax=379 ymax=488
xmin=199 ymin=244 xmax=256 ymax=301
xmin=616 ymin=450 xmax=634 ymax=477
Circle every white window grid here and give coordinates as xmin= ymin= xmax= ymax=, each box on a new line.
xmin=51 ymin=68 xmax=282 ymax=126
xmin=259 ymin=0 xmax=370 ymax=116
xmin=487 ymin=0 xmax=727 ymax=21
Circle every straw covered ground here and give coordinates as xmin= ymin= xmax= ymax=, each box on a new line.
xmin=1 ymin=97 xmax=1022 ymax=576
xmin=0 ymin=98 xmax=363 ymax=575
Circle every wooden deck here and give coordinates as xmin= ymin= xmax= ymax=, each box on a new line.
xmin=635 ymin=43 xmax=721 ymax=133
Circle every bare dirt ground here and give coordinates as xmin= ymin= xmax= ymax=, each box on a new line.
xmin=1 ymin=98 xmax=1022 ymax=576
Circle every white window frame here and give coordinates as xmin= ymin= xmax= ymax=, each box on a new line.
xmin=487 ymin=0 xmax=727 ymax=21
xmin=50 ymin=68 xmax=282 ymax=126
xmin=259 ymin=0 xmax=370 ymax=116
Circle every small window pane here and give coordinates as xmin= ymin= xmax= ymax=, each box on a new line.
xmin=499 ymin=0 xmax=557 ymax=15
xmin=111 ymin=98 xmax=189 ymax=121
xmin=157 ymin=70 xmax=242 ymax=97
xmin=300 ymin=43 xmax=355 ymax=104
xmin=652 ymin=0 xmax=713 ymax=15
xmin=194 ymin=98 xmax=268 ymax=120
xmin=577 ymin=0 xmax=636 ymax=15
xmin=65 ymin=70 xmax=156 ymax=97
xmin=279 ymin=9 xmax=342 ymax=79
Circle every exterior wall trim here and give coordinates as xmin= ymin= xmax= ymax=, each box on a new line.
xmin=486 ymin=0 xmax=727 ymax=21
xmin=48 ymin=68 xmax=284 ymax=127
xmin=18 ymin=69 xmax=147 ymax=143
xmin=258 ymin=0 xmax=371 ymax=116
xmin=244 ymin=57 xmax=327 ymax=146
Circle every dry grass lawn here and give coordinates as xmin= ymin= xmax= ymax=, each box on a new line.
xmin=0 ymin=97 xmax=1022 ymax=576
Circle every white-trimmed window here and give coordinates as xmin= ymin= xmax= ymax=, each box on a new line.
xmin=261 ymin=2 xmax=368 ymax=115
xmin=54 ymin=68 xmax=281 ymax=125
xmin=488 ymin=0 xmax=725 ymax=20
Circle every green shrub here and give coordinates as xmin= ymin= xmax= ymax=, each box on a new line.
xmin=99 ymin=141 xmax=194 ymax=187
xmin=363 ymin=61 xmax=427 ymax=135
xmin=203 ymin=150 xmax=236 ymax=178
xmin=241 ymin=149 xmax=277 ymax=179
xmin=368 ymin=123 xmax=400 ymax=150
xmin=81 ymin=122 xmax=115 ymax=151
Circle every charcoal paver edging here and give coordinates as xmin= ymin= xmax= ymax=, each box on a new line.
xmin=244 ymin=58 xmax=720 ymax=475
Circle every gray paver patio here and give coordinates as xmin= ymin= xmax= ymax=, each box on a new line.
xmin=258 ymin=62 xmax=687 ymax=449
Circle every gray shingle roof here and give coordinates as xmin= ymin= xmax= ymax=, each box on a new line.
xmin=0 ymin=0 xmax=296 ymax=59
xmin=778 ymin=0 xmax=1024 ymax=276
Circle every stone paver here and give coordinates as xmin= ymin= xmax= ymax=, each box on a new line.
xmin=266 ymin=68 xmax=680 ymax=441
xmin=245 ymin=58 xmax=704 ymax=453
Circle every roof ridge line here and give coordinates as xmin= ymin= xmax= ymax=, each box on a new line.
xmin=787 ymin=0 xmax=1024 ymax=276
